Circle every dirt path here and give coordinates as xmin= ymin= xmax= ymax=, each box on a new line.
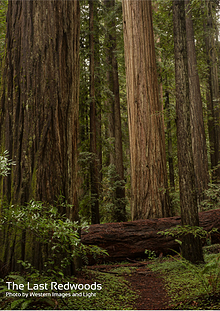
xmin=87 ymin=262 xmax=171 ymax=310
xmin=124 ymin=265 xmax=170 ymax=310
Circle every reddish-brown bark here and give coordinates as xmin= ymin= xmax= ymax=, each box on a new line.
xmin=104 ymin=0 xmax=126 ymax=222
xmin=89 ymin=0 xmax=100 ymax=224
xmin=0 ymin=0 xmax=80 ymax=272
xmin=122 ymin=0 xmax=170 ymax=220
xmin=173 ymin=0 xmax=203 ymax=263
xmin=185 ymin=0 xmax=209 ymax=202
xmin=81 ymin=209 xmax=220 ymax=263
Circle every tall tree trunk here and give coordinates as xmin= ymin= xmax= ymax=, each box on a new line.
xmin=185 ymin=0 xmax=209 ymax=202
xmin=94 ymin=2 xmax=102 ymax=200
xmin=204 ymin=0 xmax=220 ymax=181
xmin=89 ymin=0 xmax=100 ymax=224
xmin=164 ymin=89 xmax=175 ymax=192
xmin=0 ymin=0 xmax=80 ymax=271
xmin=122 ymin=0 xmax=170 ymax=220
xmin=173 ymin=0 xmax=204 ymax=263
xmin=104 ymin=0 xmax=126 ymax=222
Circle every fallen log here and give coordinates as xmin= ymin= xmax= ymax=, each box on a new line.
xmin=81 ymin=209 xmax=220 ymax=263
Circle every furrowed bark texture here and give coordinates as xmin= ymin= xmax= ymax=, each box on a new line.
xmin=164 ymin=90 xmax=175 ymax=192
xmin=81 ymin=209 xmax=220 ymax=264
xmin=94 ymin=4 xmax=102 ymax=205
xmin=185 ymin=0 xmax=209 ymax=202
xmin=122 ymin=0 xmax=170 ymax=220
xmin=204 ymin=0 xmax=220 ymax=181
xmin=104 ymin=0 xmax=126 ymax=222
xmin=0 ymin=0 xmax=80 ymax=271
xmin=89 ymin=0 xmax=100 ymax=224
xmin=173 ymin=0 xmax=203 ymax=263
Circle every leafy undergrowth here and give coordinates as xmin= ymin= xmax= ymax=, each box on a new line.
xmin=148 ymin=251 xmax=220 ymax=310
xmin=0 ymin=268 xmax=137 ymax=310
xmin=2 ymin=250 xmax=220 ymax=310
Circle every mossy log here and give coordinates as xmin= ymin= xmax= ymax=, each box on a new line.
xmin=81 ymin=209 xmax=220 ymax=263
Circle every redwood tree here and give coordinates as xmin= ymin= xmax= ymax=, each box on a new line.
xmin=122 ymin=0 xmax=170 ymax=220
xmin=164 ymin=89 xmax=175 ymax=192
xmin=0 ymin=0 xmax=80 ymax=271
xmin=185 ymin=0 xmax=209 ymax=202
xmin=173 ymin=0 xmax=203 ymax=263
xmin=89 ymin=0 xmax=100 ymax=224
xmin=104 ymin=0 xmax=126 ymax=222
xmin=204 ymin=0 xmax=220 ymax=181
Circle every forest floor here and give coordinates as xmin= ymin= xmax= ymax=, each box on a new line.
xmin=2 ymin=252 xmax=220 ymax=310
xmin=79 ymin=251 xmax=220 ymax=310
xmin=83 ymin=260 xmax=171 ymax=310
xmin=1 ymin=259 xmax=172 ymax=311
xmin=123 ymin=265 xmax=170 ymax=310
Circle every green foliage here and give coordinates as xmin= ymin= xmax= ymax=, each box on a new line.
xmin=100 ymin=164 xmax=128 ymax=223
xmin=78 ymin=151 xmax=129 ymax=223
xmin=0 ymin=274 xmax=38 ymax=310
xmin=0 ymin=0 xmax=7 ymax=62
xmin=204 ymin=244 xmax=220 ymax=255
xmin=78 ymin=152 xmax=99 ymax=175
xmin=158 ymin=224 xmax=218 ymax=246
xmin=0 ymin=150 xmax=16 ymax=177
xmin=200 ymin=254 xmax=220 ymax=295
xmin=78 ymin=0 xmax=130 ymax=224
xmin=78 ymin=151 xmax=99 ymax=222
xmin=148 ymin=252 xmax=220 ymax=309
xmin=68 ymin=270 xmax=137 ymax=310
xmin=1 ymin=199 xmax=108 ymax=270
xmin=144 ymin=249 xmax=157 ymax=260
xmin=167 ymin=253 xmax=220 ymax=297
xmin=110 ymin=266 xmax=137 ymax=275
xmin=0 ymin=268 xmax=137 ymax=310
xmin=0 ymin=151 xmax=108 ymax=271
xmin=169 ymin=188 xmax=180 ymax=215
xmin=200 ymin=183 xmax=220 ymax=211
xmin=152 ymin=0 xmax=216 ymax=206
